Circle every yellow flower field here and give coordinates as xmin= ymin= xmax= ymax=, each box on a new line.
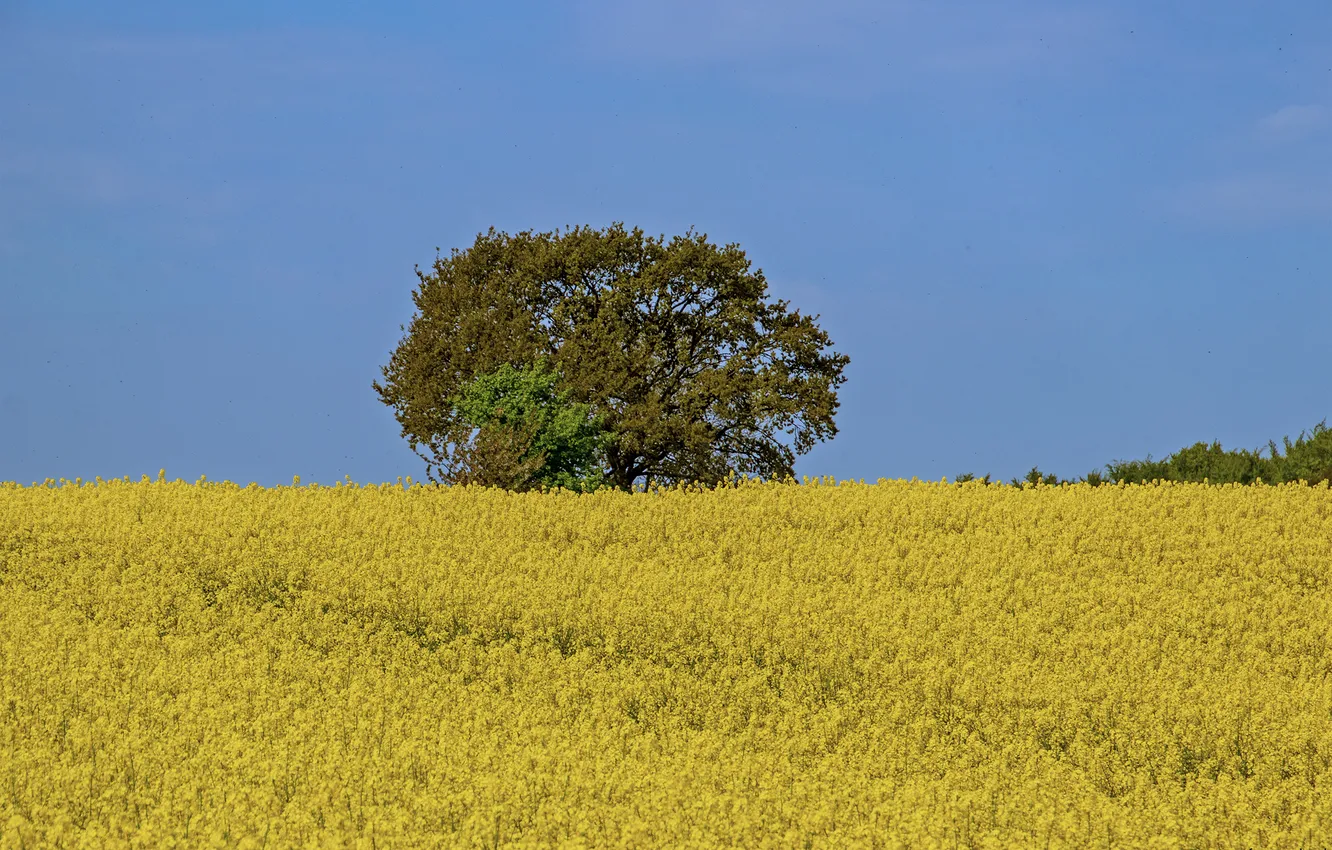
xmin=1 ymin=474 xmax=1330 ymax=849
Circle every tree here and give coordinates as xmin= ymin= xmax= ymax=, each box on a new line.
xmin=1009 ymin=466 xmax=1061 ymax=487
xmin=445 ymin=357 xmax=611 ymax=493
xmin=953 ymin=418 xmax=1332 ymax=489
xmin=1263 ymin=419 xmax=1332 ymax=485
xmin=1102 ymin=419 xmax=1332 ymax=486
xmin=373 ymin=223 xmax=850 ymax=491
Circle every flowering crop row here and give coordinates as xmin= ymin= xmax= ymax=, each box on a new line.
xmin=1 ymin=475 xmax=1330 ymax=848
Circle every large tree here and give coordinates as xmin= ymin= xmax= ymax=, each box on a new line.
xmin=445 ymin=357 xmax=611 ymax=493
xmin=373 ymin=223 xmax=850 ymax=492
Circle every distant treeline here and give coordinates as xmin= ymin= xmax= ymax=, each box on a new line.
xmin=958 ymin=419 xmax=1332 ymax=487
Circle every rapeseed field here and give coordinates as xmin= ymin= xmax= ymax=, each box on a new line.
xmin=1 ymin=474 xmax=1330 ymax=849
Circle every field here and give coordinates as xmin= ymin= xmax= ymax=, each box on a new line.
xmin=2 ymin=475 xmax=1330 ymax=849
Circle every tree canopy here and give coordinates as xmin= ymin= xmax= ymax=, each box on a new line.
xmin=956 ymin=419 xmax=1332 ymax=487
xmin=373 ymin=223 xmax=850 ymax=491
xmin=444 ymin=357 xmax=611 ymax=493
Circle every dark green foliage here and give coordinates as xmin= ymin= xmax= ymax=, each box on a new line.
xmin=445 ymin=357 xmax=611 ymax=493
xmin=1104 ymin=441 xmax=1265 ymax=486
xmin=1104 ymin=420 xmax=1332 ymax=486
xmin=959 ymin=419 xmax=1332 ymax=488
xmin=954 ymin=468 xmax=1100 ymax=487
xmin=1011 ymin=467 xmax=1062 ymax=487
xmin=1264 ymin=420 xmax=1332 ymax=485
xmin=374 ymin=223 xmax=850 ymax=492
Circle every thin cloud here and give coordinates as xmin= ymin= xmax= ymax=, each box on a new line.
xmin=571 ymin=0 xmax=1123 ymax=95
xmin=913 ymin=6 xmax=1116 ymax=75
xmin=0 ymin=144 xmax=255 ymax=222
xmin=11 ymin=28 xmax=415 ymax=79
xmin=1160 ymin=173 xmax=1332 ymax=226
xmin=0 ymin=0 xmax=26 ymax=44
xmin=0 ymin=148 xmax=145 ymax=206
xmin=572 ymin=0 xmax=883 ymax=62
xmin=1255 ymin=104 xmax=1329 ymax=144
xmin=0 ymin=29 xmax=449 ymax=219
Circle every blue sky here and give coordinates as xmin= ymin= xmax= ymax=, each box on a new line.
xmin=3 ymin=0 xmax=1330 ymax=488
